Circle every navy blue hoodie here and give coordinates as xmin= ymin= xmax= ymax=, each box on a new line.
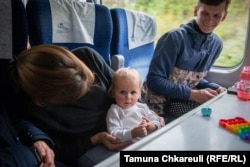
xmin=146 ymin=19 xmax=222 ymax=100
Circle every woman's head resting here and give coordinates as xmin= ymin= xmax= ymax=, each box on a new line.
xmin=11 ymin=44 xmax=95 ymax=105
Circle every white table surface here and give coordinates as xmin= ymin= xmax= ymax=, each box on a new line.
xmin=96 ymin=92 xmax=250 ymax=167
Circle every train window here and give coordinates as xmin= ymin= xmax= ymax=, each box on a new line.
xmin=104 ymin=0 xmax=249 ymax=68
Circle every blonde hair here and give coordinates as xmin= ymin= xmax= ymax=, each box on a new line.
xmin=109 ymin=67 xmax=141 ymax=95
xmin=11 ymin=44 xmax=95 ymax=105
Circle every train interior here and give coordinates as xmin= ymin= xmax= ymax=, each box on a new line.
xmin=1 ymin=0 xmax=250 ymax=166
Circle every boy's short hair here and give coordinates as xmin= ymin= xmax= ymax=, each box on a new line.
xmin=199 ymin=0 xmax=231 ymax=11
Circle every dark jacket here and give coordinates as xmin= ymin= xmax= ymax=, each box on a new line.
xmin=0 ymin=103 xmax=41 ymax=167
xmin=15 ymin=47 xmax=115 ymax=165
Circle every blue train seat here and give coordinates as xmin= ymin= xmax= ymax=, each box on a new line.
xmin=110 ymin=8 xmax=157 ymax=82
xmin=26 ymin=0 xmax=113 ymax=64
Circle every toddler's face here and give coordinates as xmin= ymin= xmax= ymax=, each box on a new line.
xmin=113 ymin=77 xmax=141 ymax=109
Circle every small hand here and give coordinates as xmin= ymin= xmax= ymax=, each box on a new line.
xmin=131 ymin=123 xmax=147 ymax=138
xmin=142 ymin=117 xmax=157 ymax=132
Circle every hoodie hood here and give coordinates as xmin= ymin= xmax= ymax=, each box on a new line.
xmin=180 ymin=19 xmax=214 ymax=51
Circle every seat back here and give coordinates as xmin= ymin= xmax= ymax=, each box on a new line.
xmin=0 ymin=0 xmax=28 ymax=101
xmin=12 ymin=0 xmax=29 ymax=57
xmin=26 ymin=0 xmax=112 ymax=64
xmin=110 ymin=8 xmax=156 ymax=82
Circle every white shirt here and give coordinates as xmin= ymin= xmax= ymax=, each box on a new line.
xmin=106 ymin=102 xmax=161 ymax=142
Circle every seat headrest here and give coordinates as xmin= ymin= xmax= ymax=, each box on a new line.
xmin=50 ymin=0 xmax=95 ymax=45
xmin=125 ymin=9 xmax=156 ymax=50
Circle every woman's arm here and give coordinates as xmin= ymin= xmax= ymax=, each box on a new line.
xmin=16 ymin=120 xmax=56 ymax=166
xmin=0 ymin=145 xmax=42 ymax=167
xmin=90 ymin=132 xmax=132 ymax=151
xmin=16 ymin=120 xmax=54 ymax=148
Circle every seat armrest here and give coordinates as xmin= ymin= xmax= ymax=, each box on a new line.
xmin=111 ymin=54 xmax=124 ymax=71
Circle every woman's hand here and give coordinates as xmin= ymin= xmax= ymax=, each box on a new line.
xmin=90 ymin=132 xmax=132 ymax=151
xmin=33 ymin=140 xmax=55 ymax=167
xmin=158 ymin=116 xmax=165 ymax=127
xmin=151 ymin=110 xmax=165 ymax=127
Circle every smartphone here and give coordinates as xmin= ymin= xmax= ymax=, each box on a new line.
xmin=32 ymin=148 xmax=42 ymax=165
